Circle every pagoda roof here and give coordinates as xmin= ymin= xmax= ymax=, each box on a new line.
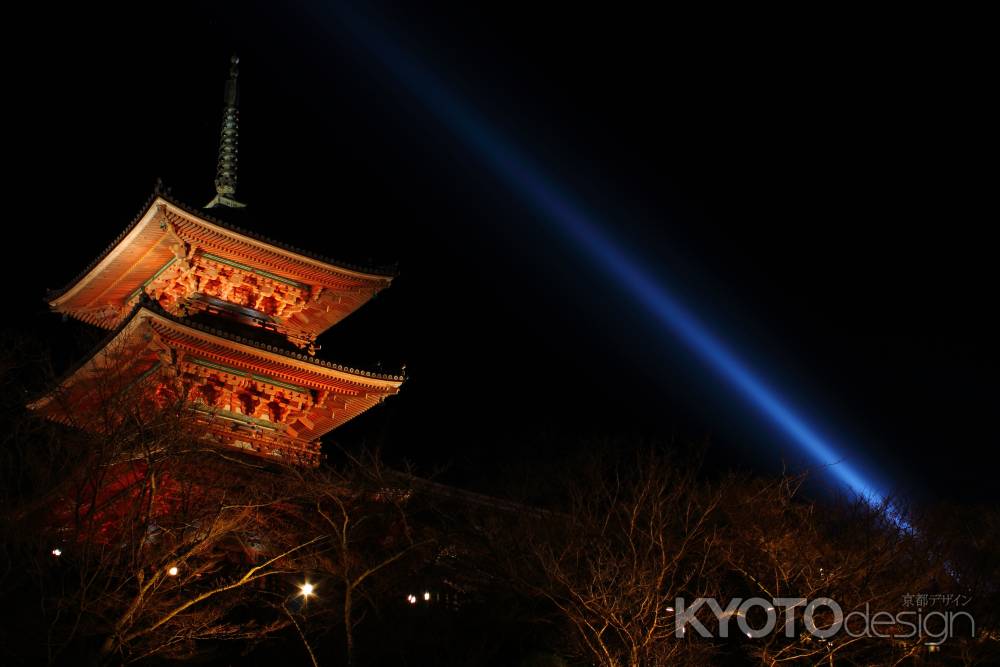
xmin=45 ymin=296 xmax=406 ymax=389
xmin=31 ymin=299 xmax=405 ymax=465
xmin=51 ymin=189 xmax=395 ymax=301
xmin=149 ymin=299 xmax=405 ymax=383
xmin=48 ymin=191 xmax=396 ymax=336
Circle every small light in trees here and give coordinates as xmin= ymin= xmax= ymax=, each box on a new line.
xmin=300 ymin=582 xmax=315 ymax=597
xmin=51 ymin=548 xmax=62 ymax=557
xmin=423 ymin=591 xmax=430 ymax=601
xmin=666 ymin=606 xmax=674 ymax=612
xmin=168 ymin=566 xmax=179 ymax=576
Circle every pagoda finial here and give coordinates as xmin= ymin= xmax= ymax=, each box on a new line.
xmin=206 ymin=54 xmax=246 ymax=209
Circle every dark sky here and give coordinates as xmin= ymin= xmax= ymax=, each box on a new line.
xmin=9 ymin=2 xmax=995 ymax=504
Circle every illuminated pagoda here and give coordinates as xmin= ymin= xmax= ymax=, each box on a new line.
xmin=30 ymin=56 xmax=403 ymax=467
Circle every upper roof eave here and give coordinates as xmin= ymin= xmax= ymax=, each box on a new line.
xmin=47 ymin=189 xmax=399 ymax=302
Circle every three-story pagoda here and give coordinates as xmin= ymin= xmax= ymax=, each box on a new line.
xmin=30 ymin=56 xmax=403 ymax=467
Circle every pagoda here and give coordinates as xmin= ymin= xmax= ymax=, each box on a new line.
xmin=30 ymin=56 xmax=403 ymax=467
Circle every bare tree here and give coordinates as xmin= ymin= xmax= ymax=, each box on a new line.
xmin=494 ymin=447 xmax=999 ymax=666
xmin=496 ymin=449 xmax=725 ymax=666
xmin=5 ymin=361 xmax=323 ymax=662
xmin=0 ymin=334 xmax=427 ymax=665
xmin=717 ymin=475 xmax=921 ymax=665
xmin=289 ymin=450 xmax=437 ymax=666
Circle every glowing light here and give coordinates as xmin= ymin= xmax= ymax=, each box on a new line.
xmin=423 ymin=591 xmax=431 ymax=601
xmin=51 ymin=548 xmax=61 ymax=557
xmin=168 ymin=566 xmax=179 ymax=576
xmin=406 ymin=594 xmax=417 ymax=604
xmin=332 ymin=5 xmax=897 ymax=511
xmin=300 ymin=582 xmax=315 ymax=597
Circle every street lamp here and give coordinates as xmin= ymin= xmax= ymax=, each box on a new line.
xmin=168 ymin=566 xmax=179 ymax=576
xmin=300 ymin=582 xmax=315 ymax=597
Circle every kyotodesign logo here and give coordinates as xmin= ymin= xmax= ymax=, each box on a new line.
xmin=673 ymin=597 xmax=975 ymax=646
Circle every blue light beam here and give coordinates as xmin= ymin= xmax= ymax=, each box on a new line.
xmin=332 ymin=5 xmax=890 ymax=505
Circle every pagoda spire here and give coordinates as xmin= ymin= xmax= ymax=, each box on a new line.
xmin=206 ymin=54 xmax=246 ymax=209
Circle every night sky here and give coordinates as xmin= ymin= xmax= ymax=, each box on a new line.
xmin=9 ymin=2 xmax=995 ymax=505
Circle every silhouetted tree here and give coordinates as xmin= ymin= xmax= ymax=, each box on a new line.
xmin=488 ymin=446 xmax=999 ymax=666
xmin=0 ymin=334 xmax=430 ymax=665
